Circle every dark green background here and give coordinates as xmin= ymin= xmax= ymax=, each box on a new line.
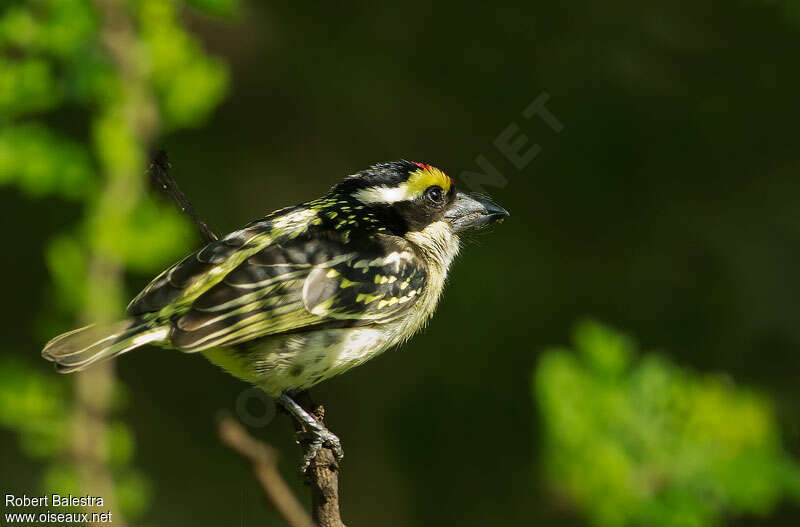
xmin=4 ymin=1 xmax=800 ymax=525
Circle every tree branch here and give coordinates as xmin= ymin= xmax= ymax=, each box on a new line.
xmin=288 ymin=391 xmax=344 ymax=527
xmin=148 ymin=151 xmax=345 ymax=527
xmin=218 ymin=413 xmax=314 ymax=527
xmin=148 ymin=150 xmax=218 ymax=244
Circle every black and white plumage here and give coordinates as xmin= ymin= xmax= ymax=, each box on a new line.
xmin=43 ymin=160 xmax=508 ymax=465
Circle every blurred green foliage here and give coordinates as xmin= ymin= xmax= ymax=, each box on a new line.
xmin=0 ymin=0 xmax=233 ymax=522
xmin=0 ymin=358 xmax=68 ymax=460
xmin=0 ymin=357 xmax=148 ymax=515
xmin=536 ymin=321 xmax=800 ymax=527
xmin=0 ymin=124 xmax=94 ymax=199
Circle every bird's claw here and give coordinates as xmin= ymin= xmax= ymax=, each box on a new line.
xmin=297 ymin=427 xmax=343 ymax=472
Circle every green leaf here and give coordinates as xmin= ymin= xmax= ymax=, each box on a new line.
xmin=0 ymin=0 xmax=97 ymax=57
xmin=115 ymin=470 xmax=152 ymax=520
xmin=43 ymin=464 xmax=82 ymax=498
xmin=574 ymin=319 xmax=633 ymax=376
xmin=90 ymin=197 xmax=195 ymax=272
xmin=535 ymin=322 xmax=800 ymax=527
xmin=0 ymin=359 xmax=70 ymax=459
xmin=186 ymin=0 xmax=240 ymax=17
xmin=0 ymin=124 xmax=95 ymax=198
xmin=0 ymin=58 xmax=61 ymax=118
xmin=138 ymin=0 xmax=229 ymax=129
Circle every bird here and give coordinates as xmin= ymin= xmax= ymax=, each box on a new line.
xmin=42 ymin=160 xmax=508 ymax=468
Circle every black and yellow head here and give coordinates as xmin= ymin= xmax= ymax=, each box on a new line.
xmin=333 ymin=160 xmax=508 ymax=235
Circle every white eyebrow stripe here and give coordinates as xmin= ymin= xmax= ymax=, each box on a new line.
xmin=353 ymin=185 xmax=411 ymax=204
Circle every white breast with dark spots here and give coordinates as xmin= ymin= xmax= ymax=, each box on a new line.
xmin=202 ymin=221 xmax=461 ymax=396
xmin=247 ymin=326 xmax=396 ymax=395
xmin=214 ymin=274 xmax=448 ymax=396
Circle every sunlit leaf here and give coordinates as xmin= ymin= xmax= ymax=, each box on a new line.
xmin=186 ymin=0 xmax=239 ymax=18
xmin=535 ymin=321 xmax=800 ymax=527
xmin=0 ymin=124 xmax=95 ymax=198
xmin=0 ymin=58 xmax=61 ymax=118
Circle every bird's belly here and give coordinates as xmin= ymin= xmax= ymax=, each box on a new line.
xmin=201 ymin=326 xmax=395 ymax=396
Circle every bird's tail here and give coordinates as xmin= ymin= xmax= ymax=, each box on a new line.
xmin=42 ymin=318 xmax=169 ymax=373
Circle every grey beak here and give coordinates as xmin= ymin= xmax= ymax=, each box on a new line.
xmin=444 ymin=191 xmax=509 ymax=233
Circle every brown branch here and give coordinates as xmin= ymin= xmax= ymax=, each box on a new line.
xmin=292 ymin=396 xmax=345 ymax=527
xmin=218 ymin=413 xmax=314 ymax=527
xmin=148 ymin=150 xmax=218 ymax=244
xmin=148 ymin=152 xmax=345 ymax=526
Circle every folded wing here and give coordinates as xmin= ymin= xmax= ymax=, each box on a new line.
xmin=162 ymin=232 xmax=427 ymax=352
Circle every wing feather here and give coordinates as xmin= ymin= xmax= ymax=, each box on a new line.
xmin=170 ymin=234 xmax=427 ymax=351
xmin=125 ymin=202 xmax=428 ymax=353
xmin=127 ymin=221 xmax=269 ymax=316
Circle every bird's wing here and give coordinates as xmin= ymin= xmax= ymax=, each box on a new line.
xmin=127 ymin=219 xmax=278 ymax=318
xmin=157 ymin=231 xmax=427 ymax=352
xmin=127 ymin=204 xmax=320 ymax=318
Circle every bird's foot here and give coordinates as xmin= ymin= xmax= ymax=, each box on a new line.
xmin=278 ymin=392 xmax=344 ymax=472
xmin=297 ymin=423 xmax=344 ymax=472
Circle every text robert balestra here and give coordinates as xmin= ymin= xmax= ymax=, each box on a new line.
xmin=5 ymin=494 xmax=105 ymax=507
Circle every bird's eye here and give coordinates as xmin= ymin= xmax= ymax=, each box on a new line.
xmin=425 ymin=185 xmax=444 ymax=204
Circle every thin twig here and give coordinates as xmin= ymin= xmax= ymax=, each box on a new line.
xmin=148 ymin=150 xmax=218 ymax=244
xmin=148 ymin=151 xmax=345 ymax=526
xmin=218 ymin=413 xmax=315 ymax=527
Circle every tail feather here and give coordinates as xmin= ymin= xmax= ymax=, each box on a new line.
xmin=42 ymin=319 xmax=168 ymax=373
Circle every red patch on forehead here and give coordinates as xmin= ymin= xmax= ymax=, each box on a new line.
xmin=412 ymin=161 xmax=453 ymax=189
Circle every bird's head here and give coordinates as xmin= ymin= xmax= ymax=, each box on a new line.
xmin=332 ymin=160 xmax=509 ymax=265
xmin=335 ymin=160 xmax=508 ymax=234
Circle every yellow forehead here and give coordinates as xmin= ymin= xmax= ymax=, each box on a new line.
xmin=405 ymin=165 xmax=452 ymax=197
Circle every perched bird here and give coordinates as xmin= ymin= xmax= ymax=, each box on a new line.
xmin=43 ymin=160 xmax=508 ymax=467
